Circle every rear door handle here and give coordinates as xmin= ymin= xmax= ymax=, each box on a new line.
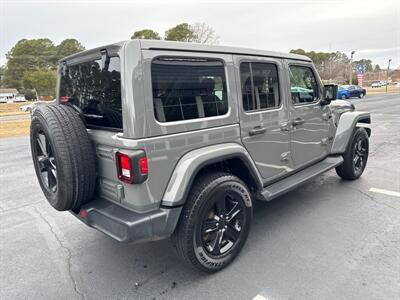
xmin=280 ymin=122 xmax=290 ymax=132
xmin=292 ymin=118 xmax=305 ymax=126
xmin=249 ymin=126 xmax=267 ymax=136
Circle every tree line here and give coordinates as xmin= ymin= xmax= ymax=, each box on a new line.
xmin=290 ymin=49 xmax=381 ymax=84
xmin=0 ymin=22 xmax=218 ymax=99
xmin=131 ymin=22 xmax=219 ymax=44
xmin=0 ymin=38 xmax=85 ymax=99
xmin=0 ymin=22 xmax=385 ymax=99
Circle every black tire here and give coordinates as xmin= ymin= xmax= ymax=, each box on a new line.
xmin=30 ymin=104 xmax=96 ymax=211
xmin=172 ymin=172 xmax=252 ymax=273
xmin=336 ymin=128 xmax=369 ymax=180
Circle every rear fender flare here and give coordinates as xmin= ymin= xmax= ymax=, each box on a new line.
xmin=161 ymin=143 xmax=262 ymax=207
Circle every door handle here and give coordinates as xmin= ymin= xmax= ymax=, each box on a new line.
xmin=249 ymin=126 xmax=267 ymax=136
xmin=280 ymin=122 xmax=290 ymax=132
xmin=292 ymin=118 xmax=305 ymax=126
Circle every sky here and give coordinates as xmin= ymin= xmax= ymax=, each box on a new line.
xmin=1 ymin=0 xmax=399 ymax=68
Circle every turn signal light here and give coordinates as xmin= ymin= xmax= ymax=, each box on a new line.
xmin=139 ymin=157 xmax=148 ymax=175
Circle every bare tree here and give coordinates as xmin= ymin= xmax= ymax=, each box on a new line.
xmin=190 ymin=23 xmax=219 ymax=44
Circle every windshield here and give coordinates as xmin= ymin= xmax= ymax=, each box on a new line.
xmin=59 ymin=56 xmax=122 ymax=130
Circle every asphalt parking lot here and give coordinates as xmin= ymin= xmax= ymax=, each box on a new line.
xmin=1 ymin=93 xmax=399 ymax=300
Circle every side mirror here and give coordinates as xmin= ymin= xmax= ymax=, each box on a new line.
xmin=321 ymin=84 xmax=338 ymax=105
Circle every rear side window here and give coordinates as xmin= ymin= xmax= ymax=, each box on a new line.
xmin=151 ymin=57 xmax=228 ymax=122
xmin=59 ymin=56 xmax=122 ymax=130
xmin=240 ymin=62 xmax=280 ymax=111
xmin=289 ymin=65 xmax=319 ymax=105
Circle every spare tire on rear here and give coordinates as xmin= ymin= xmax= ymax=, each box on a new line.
xmin=30 ymin=104 xmax=96 ymax=211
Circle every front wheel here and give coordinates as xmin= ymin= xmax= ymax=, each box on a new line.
xmin=359 ymin=93 xmax=364 ymax=98
xmin=172 ymin=172 xmax=252 ymax=273
xmin=341 ymin=94 xmax=347 ymax=100
xmin=336 ymin=128 xmax=369 ymax=180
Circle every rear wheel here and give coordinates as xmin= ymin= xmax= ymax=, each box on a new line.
xmin=336 ymin=128 xmax=369 ymax=180
xmin=172 ymin=172 xmax=252 ymax=272
xmin=341 ymin=94 xmax=347 ymax=100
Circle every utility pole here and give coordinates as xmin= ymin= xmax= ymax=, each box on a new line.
xmin=349 ymin=51 xmax=355 ymax=85
xmin=329 ymin=42 xmax=332 ymax=81
xmin=386 ymin=58 xmax=392 ymax=93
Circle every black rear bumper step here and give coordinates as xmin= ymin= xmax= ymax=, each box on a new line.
xmin=71 ymin=198 xmax=182 ymax=243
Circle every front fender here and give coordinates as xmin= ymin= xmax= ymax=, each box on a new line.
xmin=331 ymin=111 xmax=371 ymax=154
xmin=161 ymin=143 xmax=263 ymax=207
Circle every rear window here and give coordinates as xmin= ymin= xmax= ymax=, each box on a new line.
xmin=151 ymin=57 xmax=228 ymax=122
xmin=59 ymin=56 xmax=122 ymax=130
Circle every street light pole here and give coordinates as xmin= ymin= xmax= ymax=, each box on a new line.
xmin=349 ymin=51 xmax=355 ymax=85
xmin=386 ymin=58 xmax=392 ymax=93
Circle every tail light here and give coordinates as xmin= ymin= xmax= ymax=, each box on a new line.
xmin=60 ymin=96 xmax=70 ymax=103
xmin=116 ymin=151 xmax=148 ymax=184
xmin=116 ymin=152 xmax=133 ymax=183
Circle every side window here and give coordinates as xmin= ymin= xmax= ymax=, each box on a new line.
xmin=151 ymin=57 xmax=228 ymax=122
xmin=240 ymin=62 xmax=280 ymax=111
xmin=289 ymin=65 xmax=319 ymax=105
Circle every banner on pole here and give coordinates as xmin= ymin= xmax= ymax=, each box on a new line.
xmin=356 ymin=64 xmax=365 ymax=74
xmin=357 ymin=74 xmax=364 ymax=87
xmin=356 ymin=64 xmax=365 ymax=87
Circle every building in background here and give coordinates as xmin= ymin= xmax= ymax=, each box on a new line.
xmin=0 ymin=88 xmax=18 ymax=102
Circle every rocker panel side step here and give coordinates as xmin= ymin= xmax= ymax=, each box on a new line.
xmin=261 ymin=156 xmax=344 ymax=201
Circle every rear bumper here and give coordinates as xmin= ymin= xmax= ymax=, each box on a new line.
xmin=71 ymin=198 xmax=182 ymax=243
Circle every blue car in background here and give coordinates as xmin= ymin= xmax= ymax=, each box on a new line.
xmin=337 ymin=85 xmax=366 ymax=100
xmin=337 ymin=86 xmax=350 ymax=99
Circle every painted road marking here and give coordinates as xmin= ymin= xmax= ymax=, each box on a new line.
xmin=253 ymin=294 xmax=269 ymax=300
xmin=369 ymin=188 xmax=400 ymax=198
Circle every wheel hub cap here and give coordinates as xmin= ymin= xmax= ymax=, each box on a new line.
xmin=35 ymin=131 xmax=57 ymax=192
xmin=353 ymin=138 xmax=367 ymax=172
xmin=200 ymin=191 xmax=244 ymax=256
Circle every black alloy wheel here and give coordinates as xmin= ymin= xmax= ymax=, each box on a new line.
xmin=34 ymin=129 xmax=57 ymax=193
xmin=198 ymin=188 xmax=246 ymax=257
xmin=336 ymin=127 xmax=369 ymax=180
xmin=172 ymin=172 xmax=252 ymax=272
xmin=353 ymin=136 xmax=368 ymax=176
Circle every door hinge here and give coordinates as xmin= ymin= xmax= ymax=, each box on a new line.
xmin=116 ymin=184 xmax=125 ymax=201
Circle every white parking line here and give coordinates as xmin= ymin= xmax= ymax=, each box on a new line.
xmin=253 ymin=294 xmax=269 ymax=300
xmin=369 ymin=188 xmax=400 ymax=198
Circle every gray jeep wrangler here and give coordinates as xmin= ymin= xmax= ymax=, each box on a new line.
xmin=30 ymin=40 xmax=371 ymax=272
